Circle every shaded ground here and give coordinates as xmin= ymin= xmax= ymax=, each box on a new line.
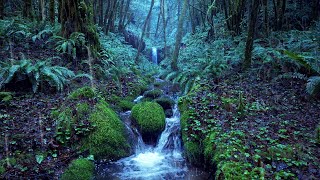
xmin=182 ymin=66 xmax=320 ymax=179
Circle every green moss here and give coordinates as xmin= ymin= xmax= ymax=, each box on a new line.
xmin=178 ymin=96 xmax=191 ymax=113
xmin=68 ymin=86 xmax=95 ymax=100
xmin=184 ymin=140 xmax=203 ymax=165
xmin=131 ymin=102 xmax=165 ymax=136
xmin=0 ymin=92 xmax=12 ymax=103
xmin=118 ymin=100 xmax=134 ymax=111
xmin=216 ymin=161 xmax=264 ymax=179
xmin=82 ymin=100 xmax=130 ymax=160
xmin=61 ymin=158 xmax=94 ymax=180
xmin=0 ymin=165 xmax=5 ymax=175
xmin=76 ymin=102 xmax=91 ymax=119
xmin=143 ymin=89 xmax=163 ymax=99
xmin=154 ymin=97 xmax=175 ymax=110
xmin=54 ymin=108 xmax=75 ymax=144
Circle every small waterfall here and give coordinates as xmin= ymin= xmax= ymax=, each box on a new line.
xmin=152 ymin=47 xmax=158 ymax=64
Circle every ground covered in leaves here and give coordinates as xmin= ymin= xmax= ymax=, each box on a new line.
xmin=179 ymin=67 xmax=320 ymax=179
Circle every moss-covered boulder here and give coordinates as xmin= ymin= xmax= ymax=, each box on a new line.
xmin=81 ymin=100 xmax=130 ymax=159
xmin=131 ymin=102 xmax=165 ymax=144
xmin=118 ymin=100 xmax=135 ymax=111
xmin=154 ymin=97 xmax=175 ymax=110
xmin=143 ymin=89 xmax=163 ymax=99
xmin=61 ymin=158 xmax=94 ymax=180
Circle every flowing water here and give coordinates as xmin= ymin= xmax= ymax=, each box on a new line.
xmin=152 ymin=47 xmax=158 ymax=64
xmin=95 ymin=97 xmax=209 ymax=180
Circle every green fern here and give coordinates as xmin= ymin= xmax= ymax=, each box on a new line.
xmin=0 ymin=59 xmax=91 ymax=93
xmin=306 ymin=76 xmax=320 ymax=95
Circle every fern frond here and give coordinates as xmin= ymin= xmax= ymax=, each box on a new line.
xmin=4 ymin=65 xmax=20 ymax=84
xmin=274 ymin=72 xmax=307 ymax=81
xmin=306 ymin=76 xmax=320 ymax=95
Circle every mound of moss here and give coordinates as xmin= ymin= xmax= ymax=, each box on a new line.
xmin=143 ymin=89 xmax=163 ymax=99
xmin=81 ymin=100 xmax=130 ymax=159
xmin=154 ymin=97 xmax=175 ymax=110
xmin=68 ymin=86 xmax=95 ymax=100
xmin=180 ymin=110 xmax=203 ymax=166
xmin=61 ymin=158 xmax=94 ymax=180
xmin=118 ymin=100 xmax=135 ymax=111
xmin=131 ymin=102 xmax=165 ymax=144
xmin=0 ymin=92 xmax=12 ymax=104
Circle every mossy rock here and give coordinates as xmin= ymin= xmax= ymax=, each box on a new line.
xmin=143 ymin=89 xmax=163 ymax=99
xmin=82 ymin=100 xmax=130 ymax=160
xmin=61 ymin=158 xmax=94 ymax=180
xmin=154 ymin=97 xmax=175 ymax=110
xmin=118 ymin=100 xmax=134 ymax=111
xmin=68 ymin=86 xmax=95 ymax=100
xmin=131 ymin=102 xmax=165 ymax=144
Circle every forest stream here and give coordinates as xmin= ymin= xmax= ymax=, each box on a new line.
xmin=95 ymin=95 xmax=209 ymax=180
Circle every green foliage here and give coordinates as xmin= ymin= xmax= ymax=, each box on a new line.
xmin=68 ymin=86 xmax=95 ymax=100
xmin=0 ymin=92 xmax=12 ymax=103
xmin=0 ymin=59 xmax=91 ymax=93
xmin=54 ymin=102 xmax=94 ymax=144
xmin=0 ymin=19 xmax=32 ymax=45
xmin=131 ymin=102 xmax=165 ymax=136
xmin=32 ymin=25 xmax=53 ymax=44
xmin=82 ymin=100 xmax=130 ymax=159
xmin=49 ymin=32 xmax=86 ymax=59
xmin=306 ymin=76 xmax=320 ymax=95
xmin=143 ymin=89 xmax=163 ymax=99
xmin=61 ymin=158 xmax=94 ymax=180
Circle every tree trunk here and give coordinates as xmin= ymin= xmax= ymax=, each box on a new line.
xmin=23 ymin=0 xmax=33 ymax=19
xmin=49 ymin=0 xmax=55 ymax=23
xmin=273 ymin=0 xmax=286 ymax=30
xmin=155 ymin=10 xmax=161 ymax=38
xmin=171 ymin=0 xmax=188 ymax=71
xmin=312 ymin=0 xmax=320 ymax=21
xmin=161 ymin=0 xmax=167 ymax=58
xmin=243 ymin=0 xmax=260 ymax=69
xmin=99 ymin=0 xmax=103 ymax=26
xmin=206 ymin=0 xmax=216 ymax=41
xmin=118 ymin=0 xmax=125 ymax=31
xmin=58 ymin=0 xmax=61 ymax=22
xmin=0 ymin=0 xmax=4 ymax=19
xmin=263 ymin=0 xmax=269 ymax=37
xmin=135 ymin=0 xmax=155 ymax=63
xmin=60 ymin=0 xmax=100 ymax=55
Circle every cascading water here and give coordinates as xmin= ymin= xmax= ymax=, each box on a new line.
xmin=151 ymin=47 xmax=158 ymax=64
xmin=95 ymin=96 xmax=208 ymax=180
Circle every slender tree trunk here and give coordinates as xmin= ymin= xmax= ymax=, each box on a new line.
xmin=0 ymin=0 xmax=4 ymax=19
xmin=243 ymin=0 xmax=260 ymax=69
xmin=161 ymin=0 xmax=167 ymax=58
xmin=40 ymin=0 xmax=46 ymax=21
xmin=23 ymin=0 xmax=33 ymax=19
xmin=135 ymin=0 xmax=155 ymax=63
xmin=58 ymin=0 xmax=61 ymax=22
xmin=99 ymin=0 xmax=103 ymax=26
xmin=118 ymin=0 xmax=125 ymax=31
xmin=155 ymin=11 xmax=161 ymax=38
xmin=171 ymin=0 xmax=188 ymax=71
xmin=263 ymin=0 xmax=269 ymax=37
xmin=312 ymin=0 xmax=320 ymax=21
xmin=206 ymin=0 xmax=216 ymax=41
xmin=49 ymin=0 xmax=55 ymax=23
xmin=273 ymin=0 xmax=286 ymax=30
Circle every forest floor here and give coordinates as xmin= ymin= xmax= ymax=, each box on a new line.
xmin=184 ymin=65 xmax=320 ymax=179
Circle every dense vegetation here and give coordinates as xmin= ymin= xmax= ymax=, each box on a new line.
xmin=0 ymin=0 xmax=319 ymax=179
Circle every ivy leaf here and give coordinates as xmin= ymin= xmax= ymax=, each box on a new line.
xmin=36 ymin=155 xmax=44 ymax=164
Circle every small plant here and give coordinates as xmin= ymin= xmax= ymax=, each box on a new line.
xmin=48 ymin=32 xmax=86 ymax=59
